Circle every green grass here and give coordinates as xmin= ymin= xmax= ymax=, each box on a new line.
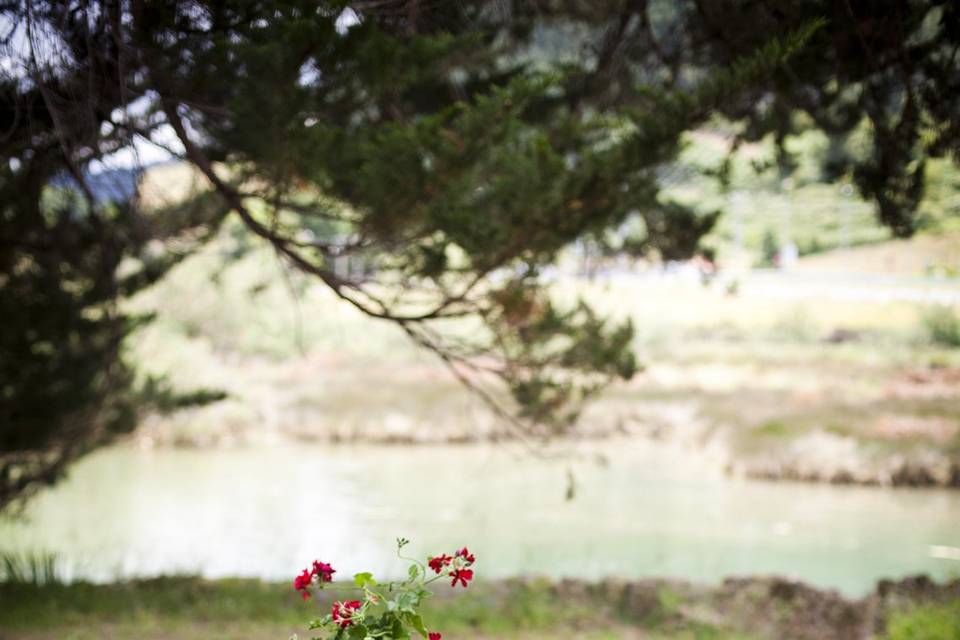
xmin=0 ymin=577 xmax=304 ymax=640
xmin=0 ymin=552 xmax=60 ymax=585
xmin=0 ymin=577 xmax=740 ymax=640
xmin=885 ymin=601 xmax=960 ymax=640
xmin=751 ymin=421 xmax=795 ymax=439
xmin=3 ymin=576 xmax=957 ymax=640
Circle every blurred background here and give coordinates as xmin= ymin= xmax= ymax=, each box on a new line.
xmin=3 ymin=2 xmax=960 ymax=639
xmin=3 ymin=131 xmax=960 ymax=639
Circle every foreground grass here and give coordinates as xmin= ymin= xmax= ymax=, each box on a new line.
xmin=0 ymin=577 xmax=735 ymax=640
xmin=2 ymin=576 xmax=959 ymax=640
xmin=886 ymin=600 xmax=960 ymax=640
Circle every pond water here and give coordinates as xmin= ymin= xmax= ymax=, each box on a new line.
xmin=1 ymin=440 xmax=958 ymax=596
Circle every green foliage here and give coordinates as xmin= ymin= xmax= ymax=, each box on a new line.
xmin=759 ymin=229 xmax=780 ymax=267
xmin=921 ymin=306 xmax=960 ymax=348
xmin=0 ymin=176 xmax=226 ymax=510
xmin=753 ymin=421 xmax=794 ymax=439
xmin=885 ymin=602 xmax=960 ymax=640
xmin=296 ymin=541 xmax=474 ymax=640
xmin=699 ymin=2 xmax=960 ymax=238
xmin=488 ymin=284 xmax=638 ymax=430
xmin=137 ymin=376 xmax=229 ymax=415
xmin=0 ymin=195 xmax=139 ymax=509
xmin=0 ymin=552 xmax=61 ymax=586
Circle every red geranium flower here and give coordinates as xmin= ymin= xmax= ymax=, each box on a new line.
xmin=294 ymin=568 xmax=313 ymax=599
xmin=294 ymin=560 xmax=337 ymax=599
xmin=449 ymin=568 xmax=473 ymax=588
xmin=332 ymin=600 xmax=363 ymax=628
xmin=428 ymin=554 xmax=452 ymax=574
xmin=312 ymin=560 xmax=336 ymax=582
xmin=429 ymin=633 xmax=442 ymax=640
xmin=455 ymin=547 xmax=475 ymax=564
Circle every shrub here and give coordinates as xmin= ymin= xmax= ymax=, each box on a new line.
xmin=921 ymin=306 xmax=960 ymax=347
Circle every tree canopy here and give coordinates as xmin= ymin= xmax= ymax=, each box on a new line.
xmin=2 ymin=0 xmax=958 ymax=509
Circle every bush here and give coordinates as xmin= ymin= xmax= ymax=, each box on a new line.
xmin=922 ymin=306 xmax=960 ymax=347
xmin=759 ymin=229 xmax=780 ymax=267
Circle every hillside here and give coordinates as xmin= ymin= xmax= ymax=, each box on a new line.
xmin=795 ymin=233 xmax=960 ymax=278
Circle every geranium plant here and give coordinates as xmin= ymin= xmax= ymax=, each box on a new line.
xmin=291 ymin=538 xmax=476 ymax=640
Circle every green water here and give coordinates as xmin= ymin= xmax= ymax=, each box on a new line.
xmin=1 ymin=440 xmax=958 ymax=596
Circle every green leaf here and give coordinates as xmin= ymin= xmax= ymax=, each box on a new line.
xmin=348 ymin=624 xmax=368 ymax=640
xmin=391 ymin=616 xmax=409 ymax=639
xmin=354 ymin=572 xmax=377 ymax=588
xmin=396 ymin=591 xmax=417 ymax=613
xmin=416 ymin=588 xmax=432 ymax=600
xmin=403 ymin=612 xmax=428 ymax=639
xmin=408 ymin=564 xmax=420 ymax=580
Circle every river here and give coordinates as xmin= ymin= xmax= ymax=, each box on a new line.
xmin=1 ymin=439 xmax=958 ymax=596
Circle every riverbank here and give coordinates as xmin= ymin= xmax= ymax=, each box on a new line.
xmin=126 ymin=230 xmax=960 ymax=490
xmin=128 ymin=345 xmax=960 ymax=490
xmin=1 ymin=575 xmax=958 ymax=639
xmin=129 ymin=354 xmax=960 ymax=490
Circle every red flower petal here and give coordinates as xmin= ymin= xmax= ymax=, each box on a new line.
xmin=428 ymin=554 xmax=453 ymax=574
xmin=449 ymin=568 xmax=474 ymax=588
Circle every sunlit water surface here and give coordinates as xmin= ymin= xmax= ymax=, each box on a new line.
xmin=1 ymin=441 xmax=958 ymax=596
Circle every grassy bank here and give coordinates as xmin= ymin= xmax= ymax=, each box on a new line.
xmin=124 ymin=228 xmax=960 ymax=487
xmin=2 ymin=575 xmax=959 ymax=639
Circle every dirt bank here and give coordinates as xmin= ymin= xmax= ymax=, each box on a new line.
xmin=540 ymin=574 xmax=960 ymax=640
